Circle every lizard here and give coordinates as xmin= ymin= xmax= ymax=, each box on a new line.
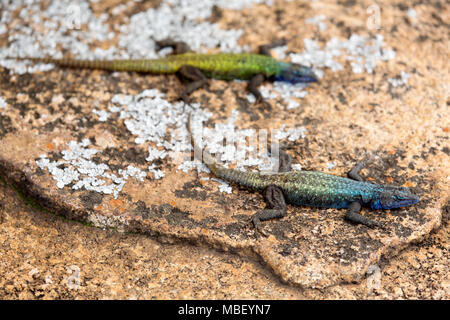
xmin=5 ymin=39 xmax=317 ymax=108
xmin=187 ymin=115 xmax=420 ymax=235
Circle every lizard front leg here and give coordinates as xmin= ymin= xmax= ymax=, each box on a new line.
xmin=345 ymin=161 xmax=384 ymax=228
xmin=347 ymin=161 xmax=365 ymax=181
xmin=268 ymin=146 xmax=292 ymax=173
xmin=177 ymin=65 xmax=208 ymax=103
xmin=251 ymin=39 xmax=287 ymax=109
xmin=248 ymin=73 xmax=271 ymax=110
xmin=278 ymin=149 xmax=292 ymax=173
xmin=345 ymin=202 xmax=383 ymax=228
xmin=252 ymin=185 xmax=287 ymax=236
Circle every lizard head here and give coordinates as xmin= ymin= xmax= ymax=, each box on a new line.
xmin=274 ymin=63 xmax=318 ymax=84
xmin=371 ymin=186 xmax=419 ymax=210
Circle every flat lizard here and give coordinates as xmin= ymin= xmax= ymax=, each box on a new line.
xmin=187 ymin=115 xmax=420 ymax=235
xmin=7 ymin=39 xmax=317 ymax=108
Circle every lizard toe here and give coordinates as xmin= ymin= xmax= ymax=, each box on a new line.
xmin=252 ymin=216 xmax=269 ymax=237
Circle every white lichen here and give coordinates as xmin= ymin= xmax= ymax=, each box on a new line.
xmin=92 ymin=109 xmax=110 ymax=122
xmin=388 ymin=71 xmax=412 ymax=87
xmin=326 ymin=161 xmax=337 ymax=170
xmin=305 ymin=15 xmax=327 ymax=31
xmin=0 ymin=96 xmax=7 ymax=109
xmin=36 ymin=139 xmax=146 ymax=198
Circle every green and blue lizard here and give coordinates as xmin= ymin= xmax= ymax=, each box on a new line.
xmin=8 ymin=39 xmax=317 ymax=107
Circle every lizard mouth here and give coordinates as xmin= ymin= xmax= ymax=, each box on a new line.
xmin=371 ymin=192 xmax=419 ymax=210
xmin=274 ymin=66 xmax=319 ymax=84
xmin=274 ymin=73 xmax=318 ymax=84
xmin=298 ymin=75 xmax=318 ymax=83
xmin=393 ymin=196 xmax=419 ymax=208
xmin=292 ymin=64 xmax=319 ymax=83
xmin=384 ymin=194 xmax=420 ymax=209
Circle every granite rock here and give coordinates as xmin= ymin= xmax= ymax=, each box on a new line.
xmin=0 ymin=0 xmax=448 ymax=289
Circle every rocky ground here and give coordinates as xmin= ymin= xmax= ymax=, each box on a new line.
xmin=0 ymin=0 xmax=448 ymax=299
xmin=0 ymin=178 xmax=448 ymax=299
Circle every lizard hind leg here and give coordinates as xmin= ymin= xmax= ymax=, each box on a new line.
xmin=155 ymin=39 xmax=191 ymax=54
xmin=347 ymin=161 xmax=366 ymax=181
xmin=267 ymin=145 xmax=292 ymax=173
xmin=278 ymin=148 xmax=292 ymax=173
xmin=177 ymin=65 xmax=208 ymax=103
xmin=258 ymin=38 xmax=287 ymax=56
xmin=252 ymin=185 xmax=287 ymax=236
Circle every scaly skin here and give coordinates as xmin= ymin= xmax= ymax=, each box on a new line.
xmin=10 ymin=41 xmax=317 ymax=106
xmin=206 ymin=165 xmax=418 ymax=210
xmin=12 ymin=53 xmax=316 ymax=82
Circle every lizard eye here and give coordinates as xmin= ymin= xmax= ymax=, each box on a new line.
xmin=394 ymin=194 xmax=409 ymax=201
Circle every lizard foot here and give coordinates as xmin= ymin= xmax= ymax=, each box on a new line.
xmin=251 ymin=215 xmax=269 ymax=237
xmin=248 ymin=74 xmax=272 ymax=111
xmin=348 ymin=161 xmax=366 ymax=181
xmin=178 ymin=65 xmax=208 ymax=103
xmin=258 ymin=38 xmax=287 ymax=56
xmin=250 ymin=185 xmax=287 ymax=236
xmin=180 ymin=92 xmax=191 ymax=104
xmin=345 ymin=202 xmax=384 ymax=229
xmin=155 ymin=39 xmax=191 ymax=54
xmin=256 ymin=97 xmax=272 ymax=112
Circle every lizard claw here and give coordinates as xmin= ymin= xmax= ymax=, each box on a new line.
xmin=361 ymin=217 xmax=385 ymax=230
xmin=180 ymin=92 xmax=191 ymax=104
xmin=251 ymin=216 xmax=269 ymax=237
xmin=255 ymin=97 xmax=271 ymax=111
xmin=370 ymin=220 xmax=386 ymax=230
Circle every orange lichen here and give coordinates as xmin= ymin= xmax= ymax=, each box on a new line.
xmin=404 ymin=181 xmax=416 ymax=188
xmin=110 ymin=199 xmax=123 ymax=208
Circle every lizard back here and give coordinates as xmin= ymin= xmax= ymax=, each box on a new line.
xmin=166 ymin=53 xmax=284 ymax=80
xmin=17 ymin=53 xmax=285 ymax=79
xmin=211 ymin=167 xmax=382 ymax=209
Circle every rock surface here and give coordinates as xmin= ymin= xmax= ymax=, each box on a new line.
xmin=0 ymin=177 xmax=448 ymax=299
xmin=0 ymin=0 xmax=448 ymax=291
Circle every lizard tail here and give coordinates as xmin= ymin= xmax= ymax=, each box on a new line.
xmin=7 ymin=56 xmax=120 ymax=70
xmin=187 ymin=114 xmax=226 ymax=177
xmin=3 ymin=57 xmax=167 ymax=72
xmin=187 ymin=113 xmax=265 ymax=190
